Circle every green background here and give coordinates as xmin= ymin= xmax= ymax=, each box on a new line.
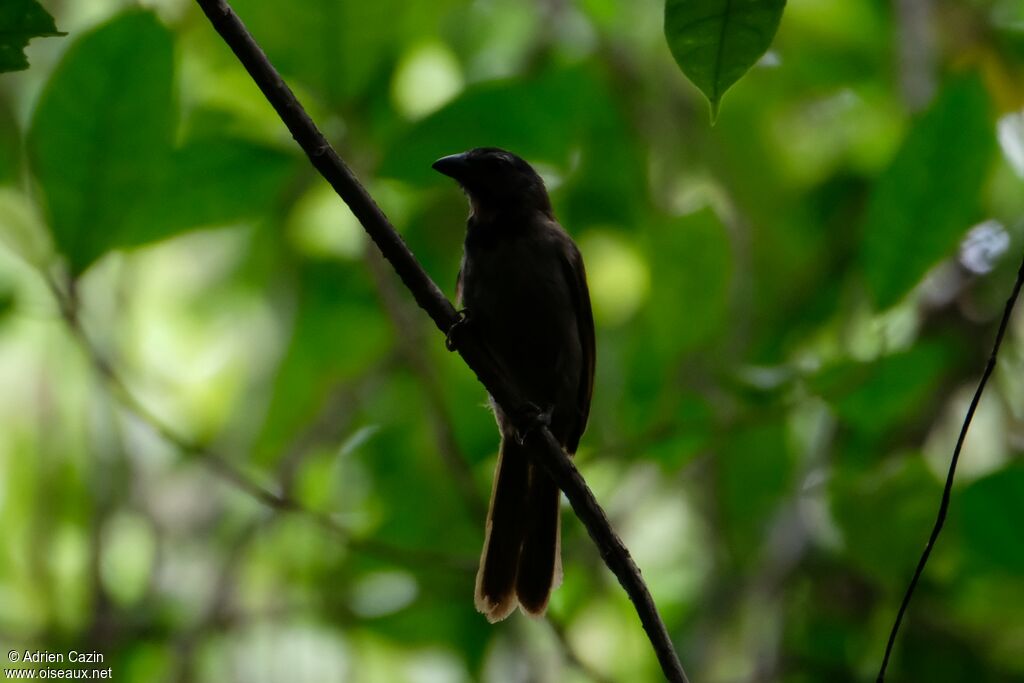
xmin=1 ymin=0 xmax=1023 ymax=681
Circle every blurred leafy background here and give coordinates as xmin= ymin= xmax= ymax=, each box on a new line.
xmin=1 ymin=0 xmax=1024 ymax=681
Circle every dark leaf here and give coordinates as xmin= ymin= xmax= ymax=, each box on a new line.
xmin=138 ymin=138 xmax=297 ymax=242
xmin=831 ymin=455 xmax=941 ymax=584
xmin=810 ymin=342 xmax=952 ymax=437
xmin=719 ymin=422 xmax=793 ymax=563
xmin=27 ymin=11 xmax=175 ymax=275
xmin=0 ymin=99 xmax=20 ymax=184
xmin=959 ymin=465 xmax=1024 ymax=574
xmin=664 ymin=0 xmax=786 ymax=120
xmin=28 ymin=12 xmax=299 ymax=274
xmin=0 ymin=0 xmax=64 ymax=73
xmin=861 ymin=75 xmax=995 ymax=309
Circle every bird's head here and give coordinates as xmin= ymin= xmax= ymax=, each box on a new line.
xmin=432 ymin=147 xmax=552 ymax=219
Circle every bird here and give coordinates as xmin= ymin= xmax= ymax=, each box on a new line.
xmin=432 ymin=147 xmax=596 ymax=622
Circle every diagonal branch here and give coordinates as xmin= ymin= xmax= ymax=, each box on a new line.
xmin=877 ymin=252 xmax=1024 ymax=681
xmin=193 ymin=1 xmax=689 ymax=680
xmin=365 ymin=249 xmax=609 ymax=681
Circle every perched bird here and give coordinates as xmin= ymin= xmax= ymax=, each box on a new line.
xmin=433 ymin=147 xmax=596 ymax=622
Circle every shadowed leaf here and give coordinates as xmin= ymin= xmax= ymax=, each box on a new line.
xmin=28 ymin=12 xmax=298 ymax=275
xmin=960 ymin=465 xmax=1024 ymax=574
xmin=0 ymin=0 xmax=64 ymax=73
xmin=810 ymin=342 xmax=952 ymax=437
xmin=861 ymin=75 xmax=995 ymax=310
xmin=664 ymin=0 xmax=786 ymax=120
xmin=832 ymin=455 xmax=941 ymax=584
xmin=139 ymin=138 xmax=297 ymax=242
xmin=27 ymin=11 xmax=175 ymax=275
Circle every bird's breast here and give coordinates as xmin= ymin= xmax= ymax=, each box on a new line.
xmin=461 ymin=229 xmax=581 ymax=408
xmin=463 ymin=234 xmax=570 ymax=331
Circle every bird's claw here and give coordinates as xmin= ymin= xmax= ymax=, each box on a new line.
xmin=445 ymin=309 xmax=470 ymax=351
xmin=514 ymin=403 xmax=553 ymax=445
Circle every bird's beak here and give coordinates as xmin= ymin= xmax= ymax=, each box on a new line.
xmin=432 ymin=153 xmax=471 ymax=181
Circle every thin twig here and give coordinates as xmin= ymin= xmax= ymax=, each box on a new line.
xmin=877 ymin=252 xmax=1024 ymax=681
xmin=192 ymin=1 xmax=689 ymax=680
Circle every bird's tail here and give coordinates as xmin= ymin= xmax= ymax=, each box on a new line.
xmin=475 ymin=436 xmax=562 ymax=622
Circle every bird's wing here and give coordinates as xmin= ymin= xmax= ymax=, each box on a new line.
xmin=455 ymin=255 xmax=465 ymax=307
xmin=561 ymin=242 xmax=595 ymax=455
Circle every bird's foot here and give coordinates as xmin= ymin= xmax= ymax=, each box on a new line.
xmin=445 ymin=309 xmax=471 ymax=351
xmin=514 ymin=402 xmax=554 ymax=445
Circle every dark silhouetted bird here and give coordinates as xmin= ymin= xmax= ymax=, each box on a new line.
xmin=433 ymin=147 xmax=595 ymax=622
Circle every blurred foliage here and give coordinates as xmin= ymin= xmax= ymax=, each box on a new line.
xmin=1 ymin=0 xmax=1023 ymax=682
xmin=861 ymin=74 xmax=995 ymax=309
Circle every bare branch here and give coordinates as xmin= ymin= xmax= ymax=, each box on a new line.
xmin=192 ymin=1 xmax=689 ymax=679
xmin=877 ymin=252 xmax=1024 ymax=681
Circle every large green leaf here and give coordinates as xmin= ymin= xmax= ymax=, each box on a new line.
xmin=861 ymin=76 xmax=995 ymax=310
xmin=27 ymin=12 xmax=298 ymax=275
xmin=138 ymin=138 xmax=296 ymax=243
xmin=0 ymin=0 xmax=64 ymax=73
xmin=959 ymin=465 xmax=1024 ymax=574
xmin=664 ymin=0 xmax=786 ymax=120
xmin=27 ymin=11 xmax=175 ymax=275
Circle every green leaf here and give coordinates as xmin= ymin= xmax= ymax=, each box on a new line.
xmin=664 ymin=0 xmax=786 ymax=120
xmin=379 ymin=67 xmax=608 ymax=184
xmin=27 ymin=13 xmax=297 ymax=275
xmin=138 ymin=138 xmax=296 ymax=243
xmin=719 ymin=422 xmax=793 ymax=563
xmin=960 ymin=465 xmax=1024 ymax=574
xmin=831 ymin=455 xmax=941 ymax=584
xmin=0 ymin=278 xmax=15 ymax=323
xmin=810 ymin=342 xmax=951 ymax=437
xmin=27 ymin=11 xmax=175 ymax=275
xmin=861 ymin=75 xmax=995 ymax=310
xmin=0 ymin=100 xmax=20 ymax=184
xmin=0 ymin=0 xmax=65 ymax=73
